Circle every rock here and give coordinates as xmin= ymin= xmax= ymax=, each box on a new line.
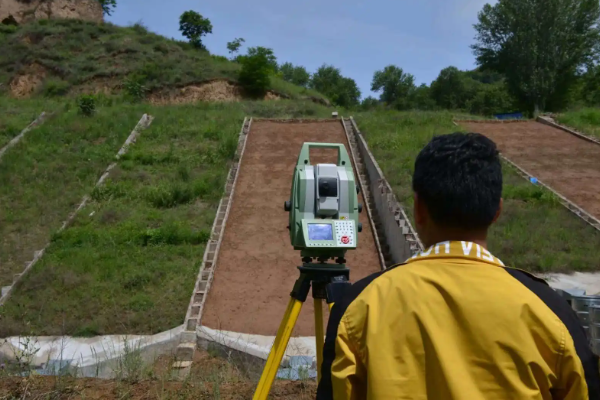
xmin=0 ymin=0 xmax=103 ymax=26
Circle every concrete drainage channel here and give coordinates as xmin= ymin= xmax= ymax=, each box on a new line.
xmin=178 ymin=116 xmax=424 ymax=380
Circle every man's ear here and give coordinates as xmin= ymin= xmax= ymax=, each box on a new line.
xmin=492 ymin=198 xmax=503 ymax=224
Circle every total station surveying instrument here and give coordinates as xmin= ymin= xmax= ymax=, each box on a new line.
xmin=253 ymin=142 xmax=363 ymax=400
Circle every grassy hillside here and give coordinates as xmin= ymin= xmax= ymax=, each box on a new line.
xmin=355 ymin=110 xmax=600 ymax=272
xmin=0 ymin=96 xmax=332 ymax=337
xmin=0 ymin=19 xmax=326 ymax=102
xmin=557 ymin=108 xmax=600 ymax=139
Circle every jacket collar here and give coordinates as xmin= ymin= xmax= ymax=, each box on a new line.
xmin=405 ymin=241 xmax=505 ymax=268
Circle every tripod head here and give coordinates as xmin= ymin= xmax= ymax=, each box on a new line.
xmin=284 ymin=142 xmax=362 ymax=263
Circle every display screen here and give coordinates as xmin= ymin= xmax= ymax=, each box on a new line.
xmin=307 ymin=223 xmax=333 ymax=241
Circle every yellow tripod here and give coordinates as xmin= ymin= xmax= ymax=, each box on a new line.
xmin=252 ymin=263 xmax=351 ymax=400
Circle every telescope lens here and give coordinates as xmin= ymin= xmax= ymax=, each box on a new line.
xmin=318 ymin=177 xmax=338 ymax=197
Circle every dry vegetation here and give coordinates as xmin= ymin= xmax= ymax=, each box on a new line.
xmin=0 ymin=348 xmax=316 ymax=400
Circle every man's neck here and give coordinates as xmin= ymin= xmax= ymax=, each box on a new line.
xmin=423 ymin=232 xmax=488 ymax=250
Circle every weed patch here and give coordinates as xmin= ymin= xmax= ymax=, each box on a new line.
xmin=558 ymin=108 xmax=600 ymax=140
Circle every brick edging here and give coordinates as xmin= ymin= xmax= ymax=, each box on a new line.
xmin=536 ymin=116 xmax=600 ymax=146
xmin=174 ymin=117 xmax=252 ymax=371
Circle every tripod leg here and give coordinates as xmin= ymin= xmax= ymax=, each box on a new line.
xmin=253 ymin=297 xmax=303 ymax=400
xmin=314 ymin=298 xmax=325 ymax=383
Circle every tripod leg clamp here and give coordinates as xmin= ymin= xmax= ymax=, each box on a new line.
xmin=290 ymin=273 xmax=312 ymax=302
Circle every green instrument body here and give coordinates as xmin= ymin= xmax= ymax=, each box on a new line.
xmin=285 ymin=142 xmax=361 ymax=261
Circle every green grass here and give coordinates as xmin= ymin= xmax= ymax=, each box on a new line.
xmin=557 ymin=108 xmax=600 ymax=139
xmin=355 ymin=110 xmax=600 ymax=273
xmin=0 ymin=97 xmax=59 ymax=147
xmin=0 ymin=97 xmax=332 ymax=337
xmin=0 ymin=97 xmax=149 ymax=289
xmin=0 ymin=19 xmax=327 ymax=103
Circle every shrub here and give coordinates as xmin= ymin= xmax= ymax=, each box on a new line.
xmin=130 ymin=21 xmax=149 ymax=35
xmin=123 ymin=74 xmax=147 ymax=102
xmin=0 ymin=24 xmax=18 ymax=36
xmin=43 ymin=79 xmax=70 ymax=97
xmin=238 ymin=53 xmax=271 ymax=97
xmin=210 ymin=54 xmax=229 ymax=63
xmin=77 ymin=94 xmax=96 ymax=116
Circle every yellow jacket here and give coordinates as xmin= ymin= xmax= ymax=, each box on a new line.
xmin=316 ymin=241 xmax=600 ymax=400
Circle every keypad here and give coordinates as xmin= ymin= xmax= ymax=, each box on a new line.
xmin=334 ymin=220 xmax=356 ymax=247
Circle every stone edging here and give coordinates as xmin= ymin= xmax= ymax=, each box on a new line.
xmin=340 ymin=118 xmax=386 ymax=269
xmin=536 ymin=116 xmax=600 ymax=146
xmin=174 ymin=117 xmax=252 ymax=371
xmin=0 ymin=114 xmax=154 ymax=305
xmin=348 ymin=117 xmax=423 ymax=261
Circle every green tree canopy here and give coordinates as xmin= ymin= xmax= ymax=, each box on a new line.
xmin=310 ymin=64 xmax=361 ymax=108
xmin=246 ymin=47 xmax=278 ymax=72
xmin=226 ymin=38 xmax=245 ymax=57
xmin=179 ymin=10 xmax=213 ymax=50
xmin=360 ymin=96 xmax=380 ymax=111
xmin=370 ymin=65 xmax=416 ymax=105
xmin=280 ymin=62 xmax=311 ymax=87
xmin=408 ymin=84 xmax=437 ymax=111
xmin=430 ymin=66 xmax=469 ymax=109
xmin=238 ymin=52 xmax=272 ymax=98
xmin=472 ymin=0 xmax=600 ymax=114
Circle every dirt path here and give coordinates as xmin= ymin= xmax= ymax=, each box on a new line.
xmin=461 ymin=121 xmax=600 ymax=220
xmin=202 ymin=120 xmax=382 ymax=336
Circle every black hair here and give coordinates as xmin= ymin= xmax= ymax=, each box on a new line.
xmin=412 ymin=132 xmax=502 ymax=230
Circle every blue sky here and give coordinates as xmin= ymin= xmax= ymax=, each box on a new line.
xmin=107 ymin=0 xmax=494 ymax=99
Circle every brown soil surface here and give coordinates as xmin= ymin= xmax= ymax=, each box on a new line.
xmin=461 ymin=121 xmax=600 ymax=219
xmin=9 ymin=64 xmax=46 ymax=98
xmin=202 ymin=120 xmax=382 ymax=336
xmin=148 ymin=80 xmax=281 ymax=105
xmin=0 ymin=350 xmax=316 ymax=400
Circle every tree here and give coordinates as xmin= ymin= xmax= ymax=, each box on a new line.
xmin=360 ymin=96 xmax=380 ymax=110
xmin=371 ymin=65 xmax=416 ymax=105
xmin=246 ymin=47 xmax=278 ymax=72
xmin=466 ymin=82 xmax=517 ymax=115
xmin=409 ymin=84 xmax=437 ymax=110
xmin=280 ymin=62 xmax=311 ymax=87
xmin=430 ymin=66 xmax=469 ymax=109
xmin=310 ymin=64 xmax=361 ymax=108
xmin=238 ymin=53 xmax=272 ymax=97
xmin=227 ymin=38 xmax=245 ymax=57
xmin=98 ymin=0 xmax=116 ymax=16
xmin=179 ymin=10 xmax=213 ymax=50
xmin=472 ymin=0 xmax=600 ymax=114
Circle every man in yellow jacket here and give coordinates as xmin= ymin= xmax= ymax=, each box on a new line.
xmin=316 ymin=132 xmax=600 ymax=399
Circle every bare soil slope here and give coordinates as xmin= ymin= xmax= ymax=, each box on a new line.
xmin=461 ymin=121 xmax=600 ymax=220
xmin=202 ymin=120 xmax=382 ymax=336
